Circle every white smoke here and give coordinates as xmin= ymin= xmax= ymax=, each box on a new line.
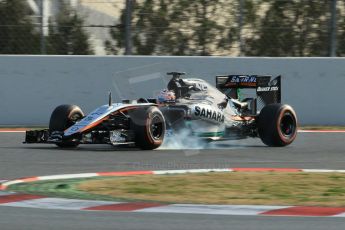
xmin=160 ymin=128 xmax=212 ymax=150
xmin=159 ymin=128 xmax=255 ymax=151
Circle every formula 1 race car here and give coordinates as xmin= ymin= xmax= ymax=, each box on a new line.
xmin=24 ymin=72 xmax=297 ymax=150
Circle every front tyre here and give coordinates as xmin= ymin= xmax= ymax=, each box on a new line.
xmin=130 ymin=106 xmax=166 ymax=150
xmin=257 ymin=104 xmax=297 ymax=147
xmin=49 ymin=104 xmax=84 ymax=148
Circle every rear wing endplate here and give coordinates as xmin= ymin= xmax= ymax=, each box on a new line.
xmin=216 ymin=75 xmax=281 ymax=105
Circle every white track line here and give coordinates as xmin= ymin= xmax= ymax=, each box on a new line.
xmin=153 ymin=168 xmax=232 ymax=175
xmin=1 ymin=198 xmax=120 ymax=210
xmin=38 ymin=173 xmax=98 ymax=181
xmin=138 ymin=204 xmax=291 ymax=216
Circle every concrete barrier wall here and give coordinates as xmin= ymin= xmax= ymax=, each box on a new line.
xmin=1 ymin=55 xmax=344 ymax=125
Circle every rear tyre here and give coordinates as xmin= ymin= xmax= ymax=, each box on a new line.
xmin=130 ymin=106 xmax=166 ymax=150
xmin=49 ymin=104 xmax=84 ymax=148
xmin=257 ymin=103 xmax=297 ymax=147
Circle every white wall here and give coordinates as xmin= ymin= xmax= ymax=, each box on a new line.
xmin=0 ymin=56 xmax=344 ymax=125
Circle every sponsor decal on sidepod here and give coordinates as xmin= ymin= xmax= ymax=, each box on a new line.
xmin=194 ymin=106 xmax=225 ymax=123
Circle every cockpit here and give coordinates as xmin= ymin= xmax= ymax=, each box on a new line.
xmin=165 ymin=72 xmax=228 ymax=107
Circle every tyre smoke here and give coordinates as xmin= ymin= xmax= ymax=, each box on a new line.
xmin=160 ymin=128 xmax=210 ymax=150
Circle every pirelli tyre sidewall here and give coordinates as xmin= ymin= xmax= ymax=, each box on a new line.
xmin=258 ymin=103 xmax=297 ymax=147
xmin=130 ymin=106 xmax=166 ymax=150
xmin=49 ymin=104 xmax=84 ymax=148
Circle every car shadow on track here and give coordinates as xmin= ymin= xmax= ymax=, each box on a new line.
xmin=8 ymin=144 xmax=267 ymax=152
xmin=12 ymin=145 xmax=140 ymax=152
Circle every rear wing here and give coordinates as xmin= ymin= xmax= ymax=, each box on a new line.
xmin=216 ymin=75 xmax=281 ymax=106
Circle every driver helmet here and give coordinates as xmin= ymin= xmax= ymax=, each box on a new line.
xmin=157 ymin=89 xmax=176 ymax=103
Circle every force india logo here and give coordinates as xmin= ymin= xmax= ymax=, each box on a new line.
xmin=194 ymin=106 xmax=225 ymax=123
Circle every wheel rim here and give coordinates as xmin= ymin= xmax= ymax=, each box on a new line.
xmin=280 ymin=112 xmax=296 ymax=137
xmin=150 ymin=115 xmax=164 ymax=140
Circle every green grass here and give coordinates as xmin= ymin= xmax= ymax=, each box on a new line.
xmin=6 ymin=172 xmax=345 ymax=207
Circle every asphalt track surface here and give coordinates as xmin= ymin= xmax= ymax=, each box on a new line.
xmin=1 ymin=132 xmax=345 ymax=230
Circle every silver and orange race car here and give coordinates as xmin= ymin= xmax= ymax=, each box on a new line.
xmin=24 ymin=72 xmax=297 ymax=150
